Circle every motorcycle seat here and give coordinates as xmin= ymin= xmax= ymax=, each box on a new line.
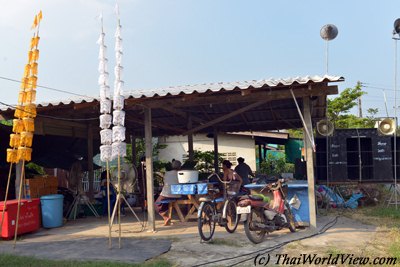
xmin=248 ymin=195 xmax=264 ymax=201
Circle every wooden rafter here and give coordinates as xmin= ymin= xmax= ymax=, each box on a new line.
xmin=159 ymin=105 xmax=205 ymax=124
xmin=182 ymin=99 xmax=270 ymax=135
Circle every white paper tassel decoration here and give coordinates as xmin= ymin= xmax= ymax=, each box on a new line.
xmin=114 ymin=81 xmax=124 ymax=97
xmin=111 ymin=7 xmax=126 ymax=159
xmin=115 ymin=51 xmax=122 ymax=65
xmin=112 ymin=126 xmax=125 ymax=142
xmin=100 ymin=145 xmax=112 ymax=162
xmin=114 ymin=65 xmax=123 ymax=81
xmin=100 ymin=99 xmax=112 ymax=114
xmin=113 ymin=94 xmax=124 ymax=110
xmin=98 ymin=16 xmax=114 ymax=163
xmin=99 ymin=85 xmax=110 ymax=100
xmin=100 ymin=114 xmax=112 ymax=129
xmin=98 ymin=45 xmax=107 ymax=60
xmin=100 ymin=129 xmax=113 ymax=145
xmin=98 ymin=59 xmax=108 ymax=73
xmin=115 ymin=37 xmax=122 ymax=52
xmin=112 ymin=141 xmax=126 ymax=159
xmin=98 ymin=72 xmax=109 ymax=86
xmin=113 ymin=110 xmax=125 ymax=126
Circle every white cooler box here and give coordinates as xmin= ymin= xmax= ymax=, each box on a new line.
xmin=177 ymin=170 xmax=199 ymax=183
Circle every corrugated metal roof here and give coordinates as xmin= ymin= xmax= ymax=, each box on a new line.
xmin=126 ymin=74 xmax=344 ymax=98
xmin=2 ymin=74 xmax=344 ymax=111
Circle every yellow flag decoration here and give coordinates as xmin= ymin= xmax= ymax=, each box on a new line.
xmin=7 ymin=11 xmax=42 ymax=164
xmin=30 ymin=10 xmax=42 ymax=30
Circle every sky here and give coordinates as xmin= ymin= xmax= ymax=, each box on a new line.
xmin=0 ymin=0 xmax=399 ymax=118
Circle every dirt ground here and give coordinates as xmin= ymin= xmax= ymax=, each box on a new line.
xmin=2 ymin=208 xmax=394 ymax=267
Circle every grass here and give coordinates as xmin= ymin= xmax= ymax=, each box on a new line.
xmin=340 ymin=205 xmax=400 ymax=260
xmin=0 ymin=254 xmax=172 ymax=267
xmin=325 ymin=247 xmax=346 ymax=257
xmin=341 ymin=205 xmax=400 ymax=228
xmin=387 ymin=229 xmax=400 ymax=259
xmin=364 ymin=206 xmax=400 ymax=219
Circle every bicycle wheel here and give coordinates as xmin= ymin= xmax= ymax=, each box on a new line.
xmin=198 ymin=202 xmax=216 ymax=241
xmin=224 ymin=199 xmax=240 ymax=233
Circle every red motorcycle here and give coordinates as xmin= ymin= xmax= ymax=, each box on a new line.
xmin=237 ymin=179 xmax=296 ymax=244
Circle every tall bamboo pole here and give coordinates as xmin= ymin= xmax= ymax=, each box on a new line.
xmin=118 ymin=155 xmax=121 ymax=248
xmin=106 ymin=161 xmax=112 ymax=248
xmin=13 ymin=160 xmax=26 ymax=248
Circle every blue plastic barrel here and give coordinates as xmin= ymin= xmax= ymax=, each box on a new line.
xmin=40 ymin=194 xmax=64 ymax=228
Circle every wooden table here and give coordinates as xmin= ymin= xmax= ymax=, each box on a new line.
xmin=168 ymin=195 xmax=200 ymax=222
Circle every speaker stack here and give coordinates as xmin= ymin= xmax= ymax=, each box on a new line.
xmin=315 ymin=118 xmax=396 ymax=184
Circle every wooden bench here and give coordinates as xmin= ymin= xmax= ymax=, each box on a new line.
xmin=156 ymin=196 xmax=200 ymax=222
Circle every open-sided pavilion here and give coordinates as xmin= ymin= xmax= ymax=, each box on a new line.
xmin=0 ymin=74 xmax=344 ymax=230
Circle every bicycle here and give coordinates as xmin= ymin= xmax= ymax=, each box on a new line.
xmin=197 ymin=172 xmax=240 ymax=241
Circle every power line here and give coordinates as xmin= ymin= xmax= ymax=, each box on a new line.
xmin=0 ymin=75 xmax=97 ymax=100
xmin=0 ymin=101 xmax=98 ymax=122
xmin=361 ymin=83 xmax=395 ymax=92
xmin=192 ymin=216 xmax=340 ymax=267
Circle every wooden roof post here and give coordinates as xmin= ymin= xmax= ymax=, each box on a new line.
xmin=213 ymin=128 xmax=219 ymax=173
xmin=302 ymin=96 xmax=317 ymax=229
xmin=187 ymin=115 xmax=194 ymax=161
xmin=130 ymin=135 xmax=137 ymax=167
xmin=87 ymin=123 xmax=94 ymax=201
xmin=144 ymin=107 xmax=155 ymax=232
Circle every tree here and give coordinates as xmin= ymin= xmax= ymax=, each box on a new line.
xmin=327 ymin=81 xmax=365 ymax=122
xmin=327 ymin=81 xmax=377 ymax=128
xmin=287 ymin=82 xmax=378 ymax=137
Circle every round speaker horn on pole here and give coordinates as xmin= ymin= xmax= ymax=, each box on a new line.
xmin=317 ymin=119 xmax=334 ymax=136
xmin=377 ymin=118 xmax=396 ymax=135
xmin=320 ymin=24 xmax=338 ymax=41
xmin=394 ymin=18 xmax=400 ymax=35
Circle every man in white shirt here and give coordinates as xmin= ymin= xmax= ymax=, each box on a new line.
xmin=155 ymin=160 xmax=182 ymax=226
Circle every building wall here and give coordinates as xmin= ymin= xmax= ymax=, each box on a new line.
xmin=158 ymin=133 xmax=256 ymax=170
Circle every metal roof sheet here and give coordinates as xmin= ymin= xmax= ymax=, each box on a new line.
xmin=2 ymin=74 xmax=344 ymax=111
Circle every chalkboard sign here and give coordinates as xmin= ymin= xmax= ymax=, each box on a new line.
xmin=328 ymin=136 xmax=347 ymax=182
xmin=372 ymin=136 xmax=392 ymax=180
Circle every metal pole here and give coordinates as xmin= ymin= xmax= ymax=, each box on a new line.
xmin=394 ymin=38 xmax=398 ymax=209
xmin=383 ymin=90 xmax=390 ymax=117
xmin=326 ymin=40 xmax=329 ymax=75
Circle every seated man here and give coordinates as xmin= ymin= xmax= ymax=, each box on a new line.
xmin=100 ymin=171 xmax=126 ymax=216
xmin=155 ymin=160 xmax=182 ymax=226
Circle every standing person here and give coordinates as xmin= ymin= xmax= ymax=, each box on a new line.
xmin=155 ymin=160 xmax=182 ymax=226
xmin=234 ymin=157 xmax=255 ymax=186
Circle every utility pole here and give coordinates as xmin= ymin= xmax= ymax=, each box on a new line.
xmin=358 ymin=96 xmax=363 ymax=118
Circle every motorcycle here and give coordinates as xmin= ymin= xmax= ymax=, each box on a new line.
xmin=237 ymin=178 xmax=296 ymax=244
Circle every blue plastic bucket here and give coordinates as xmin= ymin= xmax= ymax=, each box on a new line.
xmin=40 ymin=194 xmax=64 ymax=228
